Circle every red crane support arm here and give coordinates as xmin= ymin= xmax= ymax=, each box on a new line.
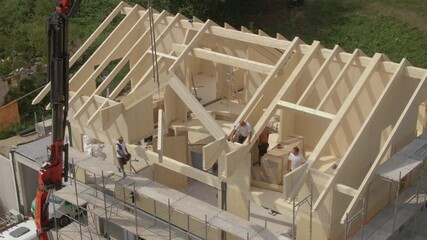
xmin=35 ymin=0 xmax=81 ymax=239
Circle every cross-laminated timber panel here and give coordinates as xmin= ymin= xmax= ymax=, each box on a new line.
xmin=341 ymin=72 xmax=427 ymax=223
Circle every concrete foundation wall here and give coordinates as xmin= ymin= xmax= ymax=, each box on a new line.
xmin=0 ymin=155 xmax=19 ymax=212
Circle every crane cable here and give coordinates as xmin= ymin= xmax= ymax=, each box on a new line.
xmin=147 ymin=1 xmax=164 ymax=163
xmin=148 ymin=0 xmax=160 ymax=96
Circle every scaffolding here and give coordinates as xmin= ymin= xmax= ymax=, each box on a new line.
xmin=291 ymin=184 xmax=313 ymax=240
xmin=344 ymin=139 xmax=427 ymax=240
xmin=49 ymin=156 xmax=280 ymax=240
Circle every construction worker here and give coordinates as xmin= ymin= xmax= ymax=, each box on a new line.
xmin=287 ymin=147 xmax=306 ymax=172
xmin=228 ymin=120 xmax=253 ymax=144
xmin=258 ymin=126 xmax=270 ymax=162
xmin=116 ymin=136 xmax=130 ymax=177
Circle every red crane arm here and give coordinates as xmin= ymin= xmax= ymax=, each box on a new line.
xmin=35 ymin=0 xmax=80 ymax=239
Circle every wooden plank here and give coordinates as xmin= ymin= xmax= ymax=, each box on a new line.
xmin=32 ymin=2 xmax=131 ymax=105
xmin=334 ymin=184 xmax=357 ymax=197
xmin=316 ymin=49 xmax=360 ymax=110
xmin=297 ymin=45 xmax=341 ymax=105
xmin=202 ymin=137 xmax=226 ymax=170
xmin=168 ymin=19 xmax=212 ymax=72
xmin=283 ymin=163 xmax=308 ymax=200
xmin=173 ymin=44 xmax=274 ymax=74
xmin=169 ymin=76 xmax=226 ymax=140
xmin=340 ymin=61 xmax=422 ymax=222
xmin=306 ymin=53 xmax=384 ymax=208
xmin=277 ymin=100 xmax=335 ymax=120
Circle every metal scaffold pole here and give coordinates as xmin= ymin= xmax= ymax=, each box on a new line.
xmin=102 ymin=170 xmax=110 ymax=239
xmin=72 ymin=158 xmax=83 ymax=240
xmin=291 ymin=184 xmax=313 ymax=240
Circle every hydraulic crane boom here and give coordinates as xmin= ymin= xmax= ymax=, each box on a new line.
xmin=35 ymin=1 xmax=81 ymax=239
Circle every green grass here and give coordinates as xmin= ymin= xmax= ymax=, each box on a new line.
xmin=248 ymin=0 xmax=427 ymax=68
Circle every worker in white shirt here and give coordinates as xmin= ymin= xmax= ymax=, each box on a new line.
xmin=228 ymin=120 xmax=253 ymax=144
xmin=287 ymin=147 xmax=306 ymax=172
xmin=116 ymin=136 xmax=129 ymax=177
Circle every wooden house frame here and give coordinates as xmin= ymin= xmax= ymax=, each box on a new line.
xmin=33 ymin=2 xmax=427 ymax=239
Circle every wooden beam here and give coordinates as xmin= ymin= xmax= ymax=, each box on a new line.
xmin=137 ymin=148 xmax=221 ymax=189
xmin=130 ymin=56 xmax=165 ymax=91
xmin=32 ymin=2 xmax=131 ymax=105
xmin=310 ymin=53 xmax=384 ymax=209
xmin=297 ymin=45 xmax=341 ymax=105
xmin=72 ymin=14 xmax=157 ymax=119
xmin=202 ymin=137 xmax=226 ymax=170
xmin=172 ymin=44 xmax=274 ymax=74
xmin=73 ymin=95 xmax=94 ymax=119
xmin=179 ymin=20 xmax=290 ymax=50
xmin=122 ymin=74 xmax=170 ymax=111
xmin=71 ymin=2 xmax=131 ymax=67
xmin=224 ymin=22 xmax=235 ymax=30
xmin=277 ymin=100 xmax=335 ymax=120
xmin=236 ymin=37 xmax=301 ymax=125
xmin=276 ymin=33 xmax=287 ymax=41
xmin=109 ymin=10 xmax=169 ymax=100
xmin=316 ymin=49 xmax=360 ymax=110
xmin=340 ymin=60 xmax=415 ymax=222
xmin=86 ymin=99 xmax=109 ymax=125
xmin=224 ymin=145 xmax=250 ymax=178
xmin=69 ymin=6 xmax=149 ymax=105
xmin=169 ymin=76 xmax=226 ymax=140
xmin=168 ymin=19 xmax=212 ymax=72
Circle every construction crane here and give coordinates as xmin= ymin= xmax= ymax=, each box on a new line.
xmin=35 ymin=0 xmax=81 ymax=239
